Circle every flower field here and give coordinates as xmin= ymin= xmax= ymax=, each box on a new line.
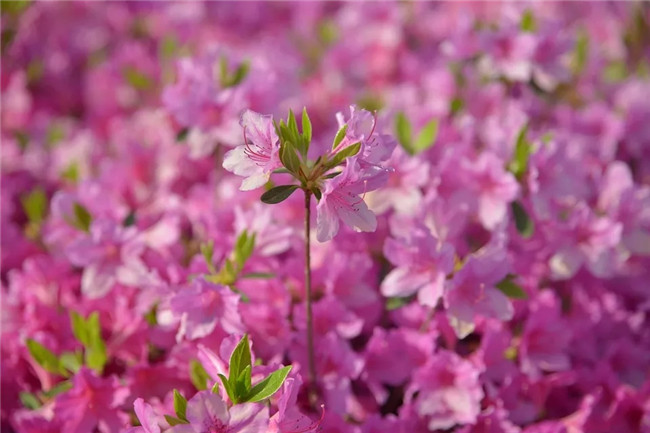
xmin=2 ymin=2 xmax=650 ymax=432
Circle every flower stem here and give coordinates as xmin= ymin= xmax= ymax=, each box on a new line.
xmin=303 ymin=189 xmax=318 ymax=406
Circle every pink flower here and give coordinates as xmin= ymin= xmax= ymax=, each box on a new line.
xmin=333 ymin=105 xmax=396 ymax=165
xmin=168 ymin=391 xmax=268 ymax=433
xmin=406 ymin=350 xmax=484 ymax=430
xmin=125 ymin=398 xmax=161 ymax=433
xmin=463 ymin=152 xmax=519 ymax=230
xmin=54 ymin=368 xmax=129 ymax=433
xmin=381 ymin=225 xmax=455 ymax=307
xmin=170 ymin=278 xmax=244 ymax=342
xmin=223 ymin=110 xmax=282 ymax=191
xmin=444 ymin=246 xmax=514 ymax=338
xmin=316 ymin=159 xmax=387 ymax=242
xmin=268 ymin=377 xmax=323 ymax=433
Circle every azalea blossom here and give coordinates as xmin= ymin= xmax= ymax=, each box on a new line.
xmin=168 ymin=391 xmax=268 ymax=433
xmin=223 ymin=109 xmax=282 ymax=191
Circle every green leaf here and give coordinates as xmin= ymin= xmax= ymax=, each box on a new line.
xmin=241 ymin=272 xmax=275 ymax=279
xmin=324 ymin=141 xmax=361 ymax=170
xmin=394 ymin=112 xmax=412 ymax=153
xmin=520 ymin=9 xmax=537 ymax=32
xmin=243 ymin=365 xmax=292 ymax=403
xmin=20 ymin=392 xmax=41 ymax=410
xmin=332 ymin=124 xmax=348 ymax=149
xmin=72 ymin=203 xmax=92 ymax=232
xmin=386 ymin=296 xmax=414 ymax=311
xmin=26 ymin=339 xmax=66 ymax=377
xmin=59 ymin=351 xmax=82 ymax=374
xmin=572 ymin=30 xmax=589 ymax=75
xmin=61 ymin=163 xmax=80 ymax=183
xmin=189 ymin=359 xmax=211 ymax=391
xmin=164 ymin=415 xmax=189 ymax=426
xmin=228 ymin=335 xmax=252 ymax=387
xmin=176 ymin=127 xmax=189 ymax=142
xmin=450 ymin=97 xmax=464 ymax=115
xmin=234 ymin=364 xmax=252 ymax=400
xmin=261 ymin=185 xmax=299 ymax=204
xmin=511 ymin=201 xmax=534 ymax=238
xmin=496 ymin=274 xmax=528 ymax=299
xmin=279 ymin=142 xmax=302 ymax=175
xmin=41 ymin=380 xmax=73 ymax=399
xmin=234 ymin=231 xmax=256 ymax=268
xmin=229 ymin=61 xmax=250 ymax=87
xmin=413 ymin=119 xmax=439 ymax=154
xmin=302 ymin=107 xmax=312 ymax=144
xmin=173 ymin=390 xmax=188 ymax=421
xmin=122 ymin=211 xmax=136 ymax=227
xmin=508 ymin=124 xmax=532 ymax=179
xmin=200 ymin=241 xmax=216 ymax=273
xmin=312 ymin=187 xmax=322 ymax=201
xmin=211 ymin=381 xmax=220 ymax=394
xmin=123 ymin=67 xmax=153 ymax=91
xmin=70 ymin=311 xmax=90 ymax=346
xmin=218 ymin=373 xmax=236 ymax=403
xmin=21 ymin=187 xmax=47 ymax=224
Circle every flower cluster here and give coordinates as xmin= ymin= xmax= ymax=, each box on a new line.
xmin=2 ymin=2 xmax=650 ymax=433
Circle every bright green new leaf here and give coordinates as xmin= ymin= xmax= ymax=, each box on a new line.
xmin=496 ymin=274 xmax=528 ymax=299
xmin=26 ymin=339 xmax=67 ymax=377
xmin=59 ymin=351 xmax=82 ymax=374
xmin=21 ymin=187 xmax=47 ymax=224
xmin=243 ymin=365 xmax=292 ymax=403
xmin=173 ymin=390 xmax=188 ymax=421
xmin=218 ymin=373 xmax=236 ymax=403
xmin=72 ymin=202 xmax=92 ymax=232
xmin=240 ymin=272 xmax=275 ymax=279
xmin=332 ymin=124 xmax=348 ymax=149
xmin=228 ymin=334 xmax=252 ymax=387
xmin=302 ymin=107 xmax=312 ymax=144
xmin=324 ymin=141 xmax=361 ymax=170
xmin=520 ymin=9 xmax=537 ymax=32
xmin=508 ymin=124 xmax=532 ymax=179
xmin=413 ymin=119 xmax=439 ymax=154
xmin=189 ymin=359 xmax=211 ymax=391
xmin=165 ymin=415 xmax=189 ymax=426
xmin=20 ymin=392 xmax=41 ymax=410
xmin=394 ymin=112 xmax=412 ymax=152
xmin=261 ymin=185 xmax=299 ymax=204
xmin=279 ymin=142 xmax=302 ymax=175
xmin=41 ymin=380 xmax=73 ymax=399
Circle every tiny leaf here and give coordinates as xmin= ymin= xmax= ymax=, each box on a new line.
xmin=261 ymin=185 xmax=299 ymax=204
xmin=26 ymin=339 xmax=66 ymax=376
xmin=21 ymin=187 xmax=47 ymax=224
xmin=240 ymin=272 xmax=275 ymax=279
xmin=173 ymin=390 xmax=188 ymax=421
xmin=325 ymin=141 xmax=361 ymax=170
xmin=394 ymin=112 xmax=413 ymax=153
xmin=165 ymin=415 xmax=189 ymax=426
xmin=228 ymin=335 xmax=252 ymax=387
xmin=189 ymin=359 xmax=211 ymax=391
xmin=20 ymin=392 xmax=41 ymax=410
xmin=496 ymin=274 xmax=528 ymax=299
xmin=302 ymin=107 xmax=312 ymax=144
xmin=386 ymin=296 xmax=414 ymax=311
xmin=508 ymin=124 xmax=532 ymax=179
xmin=332 ymin=124 xmax=348 ymax=149
xmin=413 ymin=119 xmax=439 ymax=154
xmin=243 ymin=365 xmax=292 ymax=403
xmin=41 ymin=380 xmax=73 ymax=399
xmin=73 ymin=203 xmax=92 ymax=232
xmin=218 ymin=373 xmax=236 ymax=403
xmin=511 ymin=201 xmax=534 ymax=238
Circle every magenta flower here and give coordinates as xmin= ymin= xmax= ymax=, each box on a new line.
xmin=316 ymin=159 xmax=387 ymax=242
xmin=125 ymin=398 xmax=160 ymax=433
xmin=170 ymin=278 xmax=244 ymax=342
xmin=333 ymin=105 xmax=396 ymax=165
xmin=268 ymin=377 xmax=323 ymax=433
xmin=223 ymin=110 xmax=281 ymax=191
xmin=406 ymin=350 xmax=484 ymax=430
xmin=463 ymin=152 xmax=519 ymax=230
xmin=167 ymin=391 xmax=268 ymax=433
xmin=54 ymin=368 xmax=129 ymax=433
xmin=381 ymin=225 xmax=455 ymax=307
xmin=444 ymin=247 xmax=514 ymax=338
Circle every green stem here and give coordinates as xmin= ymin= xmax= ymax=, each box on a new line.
xmin=303 ymin=190 xmax=318 ymax=406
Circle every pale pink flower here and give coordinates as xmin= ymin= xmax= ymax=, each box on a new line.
xmin=223 ymin=109 xmax=281 ymax=191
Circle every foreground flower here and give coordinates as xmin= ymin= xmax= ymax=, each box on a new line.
xmin=223 ymin=110 xmax=281 ymax=191
xmin=316 ymin=159 xmax=388 ymax=242
xmin=168 ymin=391 xmax=268 ymax=433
